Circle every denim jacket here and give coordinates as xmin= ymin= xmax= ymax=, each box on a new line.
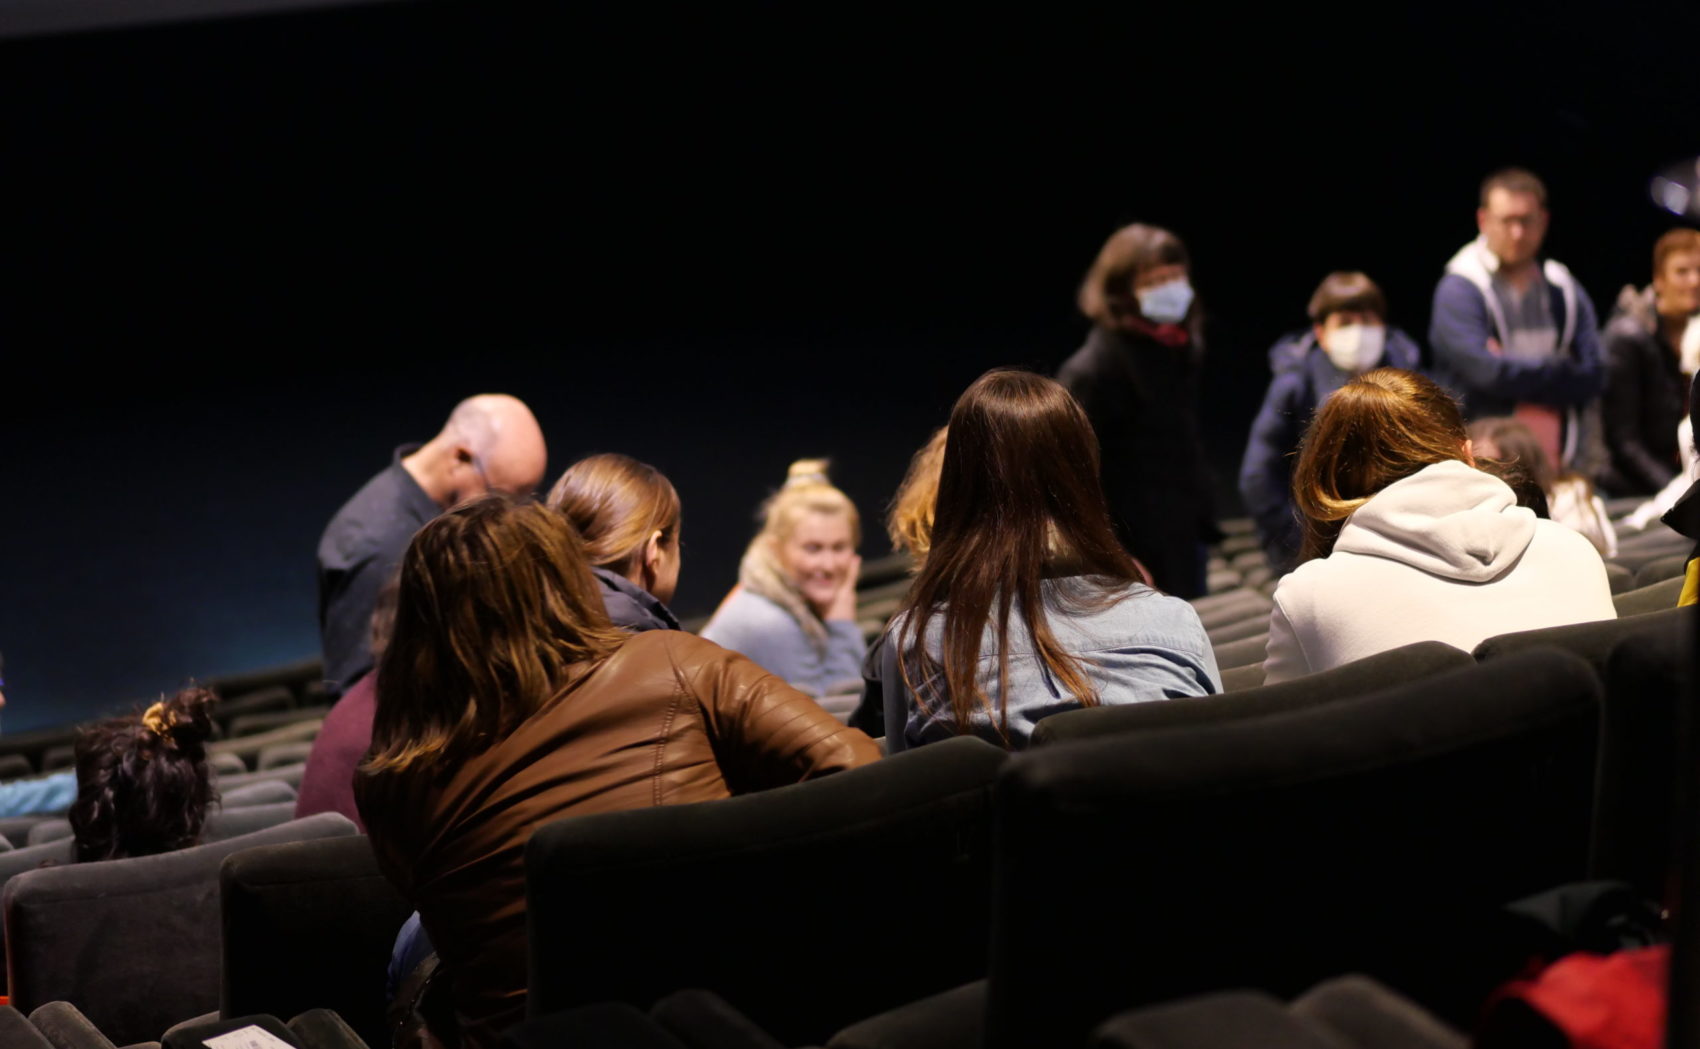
xmin=881 ymin=577 xmax=1220 ymax=751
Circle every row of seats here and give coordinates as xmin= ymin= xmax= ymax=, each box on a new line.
xmin=136 ymin=603 xmax=1681 ymax=1048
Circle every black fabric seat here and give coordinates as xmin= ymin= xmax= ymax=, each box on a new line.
xmin=1030 ymin=641 xmax=1476 ymax=746
xmin=1591 ymin=624 xmax=1695 ymax=898
xmin=525 ymin=736 xmax=1008 ymax=1046
xmin=3 ymin=812 xmax=359 ymax=1046
xmin=1211 ymin=632 xmax=1270 ymax=673
xmin=1088 ymin=976 xmax=1465 ymax=1049
xmin=1635 ymin=552 xmax=1690 ymax=589
xmin=1472 ymin=606 xmax=1690 ymax=679
xmin=1605 ymin=560 xmax=1635 ymax=594
xmin=988 ymin=648 xmax=1601 ymax=1049
xmin=1614 ymin=575 xmax=1684 ymax=616
xmin=220 ymin=834 xmax=412 ymax=1049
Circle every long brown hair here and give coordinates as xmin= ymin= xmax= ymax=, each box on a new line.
xmin=1292 ymin=368 xmax=1470 ymax=562
xmin=546 ymin=453 xmax=681 ymax=575
xmin=363 ymin=494 xmax=626 ymax=775
xmin=895 ymin=369 xmax=1150 ymax=744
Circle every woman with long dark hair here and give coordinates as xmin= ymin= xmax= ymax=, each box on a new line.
xmin=880 ymin=369 xmax=1219 ymax=750
xmin=356 ymin=495 xmax=877 ymax=1049
xmin=1264 ymin=368 xmax=1615 ymax=683
xmin=1058 ymin=222 xmax=1217 ymax=597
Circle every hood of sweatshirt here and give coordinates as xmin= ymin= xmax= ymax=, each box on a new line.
xmin=1333 ymin=460 xmax=1537 ymax=583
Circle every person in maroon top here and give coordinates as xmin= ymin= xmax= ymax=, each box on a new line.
xmin=294 ymin=579 xmax=398 ymax=828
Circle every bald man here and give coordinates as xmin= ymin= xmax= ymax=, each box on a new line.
xmin=316 ymin=395 xmax=547 ymax=695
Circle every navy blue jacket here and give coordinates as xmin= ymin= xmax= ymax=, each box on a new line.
xmin=1238 ymin=328 xmax=1424 ymax=573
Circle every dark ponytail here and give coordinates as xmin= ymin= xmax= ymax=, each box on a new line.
xmin=69 ymin=687 xmax=220 ymax=862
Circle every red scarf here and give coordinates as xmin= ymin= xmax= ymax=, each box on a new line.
xmin=1118 ymin=313 xmax=1191 ymax=348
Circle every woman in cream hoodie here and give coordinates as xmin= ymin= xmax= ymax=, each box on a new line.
xmin=1262 ymin=369 xmax=1616 ymax=683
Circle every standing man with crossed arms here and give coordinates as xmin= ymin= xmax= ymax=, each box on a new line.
xmin=1430 ymin=167 xmax=1605 ymax=474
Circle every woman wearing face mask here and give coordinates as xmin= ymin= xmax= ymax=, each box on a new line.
xmin=1239 ymin=272 xmax=1425 ymax=574
xmin=1058 ymin=223 xmax=1216 ymax=597
xmin=701 ymin=459 xmax=865 ymax=697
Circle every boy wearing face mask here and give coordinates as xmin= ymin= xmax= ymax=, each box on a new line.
xmin=1239 ymin=271 xmax=1425 ymax=574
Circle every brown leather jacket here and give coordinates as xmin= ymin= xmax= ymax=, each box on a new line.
xmin=356 ymin=629 xmax=881 ymax=1049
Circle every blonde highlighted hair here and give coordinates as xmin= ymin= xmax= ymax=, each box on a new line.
xmin=1292 ymin=368 xmax=1470 ymax=562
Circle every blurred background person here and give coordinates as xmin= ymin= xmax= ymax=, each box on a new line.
xmin=1240 ymin=271 xmax=1424 ymax=574
xmin=701 ymin=460 xmax=865 ymax=697
xmin=1470 ymin=416 xmax=1616 ymax=557
xmin=1600 ymin=227 xmax=1700 ymax=496
xmin=1059 ymin=222 xmax=1217 ymax=598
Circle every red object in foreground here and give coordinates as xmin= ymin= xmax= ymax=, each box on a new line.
xmin=1490 ymin=945 xmax=1669 ymax=1049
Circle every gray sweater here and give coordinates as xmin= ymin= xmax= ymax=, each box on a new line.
xmin=699 ymin=589 xmax=866 ymax=697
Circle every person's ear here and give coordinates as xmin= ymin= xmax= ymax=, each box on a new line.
xmin=1313 ymin=322 xmax=1328 ymax=346
xmin=1463 ymin=438 xmax=1477 ymax=467
xmin=640 ymin=530 xmax=665 ymax=587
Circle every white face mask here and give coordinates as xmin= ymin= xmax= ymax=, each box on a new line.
xmin=1321 ymin=323 xmax=1386 ymax=373
xmin=1136 ymin=279 xmax=1195 ymax=325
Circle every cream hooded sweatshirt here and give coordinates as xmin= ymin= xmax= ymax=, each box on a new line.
xmin=1262 ymin=460 xmax=1616 ymax=683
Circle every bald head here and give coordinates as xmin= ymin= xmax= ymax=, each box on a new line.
xmin=439 ymin=394 xmax=548 ymax=499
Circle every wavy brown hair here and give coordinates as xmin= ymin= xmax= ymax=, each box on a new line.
xmin=1292 ymin=368 xmax=1471 ymax=562
xmin=895 ymin=369 xmax=1151 ymax=745
xmin=886 ymin=427 xmax=947 ymax=564
xmin=362 ymin=494 xmax=626 ymax=776
xmin=545 ymin=453 xmax=681 ymax=575
xmin=70 ymin=686 xmax=220 ymax=862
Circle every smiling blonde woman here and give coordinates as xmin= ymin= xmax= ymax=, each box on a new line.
xmin=701 ymin=459 xmax=866 ymax=696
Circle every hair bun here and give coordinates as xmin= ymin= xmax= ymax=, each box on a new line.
xmin=784 ymin=458 xmax=832 ymax=488
xmin=146 ymin=687 xmax=218 ymax=749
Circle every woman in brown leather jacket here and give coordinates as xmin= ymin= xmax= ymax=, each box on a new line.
xmin=355 ymin=495 xmax=880 ymax=1049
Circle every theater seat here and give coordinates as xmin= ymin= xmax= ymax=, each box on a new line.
xmin=1591 ymin=624 xmax=1695 ymax=898
xmin=3 ymin=812 xmax=359 ymax=1046
xmin=1088 ymin=976 xmax=1464 ymax=1049
xmin=1029 ymin=641 xmax=1475 ymax=747
xmin=220 ymin=835 xmax=412 ymax=1049
xmin=1473 ymin=606 xmax=1690 ymax=679
xmin=1613 ymin=574 xmax=1684 ymax=617
xmin=27 ymin=799 xmax=301 ymax=847
xmin=525 ymin=736 xmax=1007 ymax=1046
xmin=988 ymin=648 xmax=1600 ymax=1048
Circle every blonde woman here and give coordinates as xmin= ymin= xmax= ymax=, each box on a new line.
xmin=701 ymin=459 xmax=865 ymax=696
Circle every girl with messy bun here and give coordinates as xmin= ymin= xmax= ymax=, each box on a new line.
xmin=69 ymin=686 xmax=220 ymax=862
xmin=701 ymin=458 xmax=866 ymax=696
